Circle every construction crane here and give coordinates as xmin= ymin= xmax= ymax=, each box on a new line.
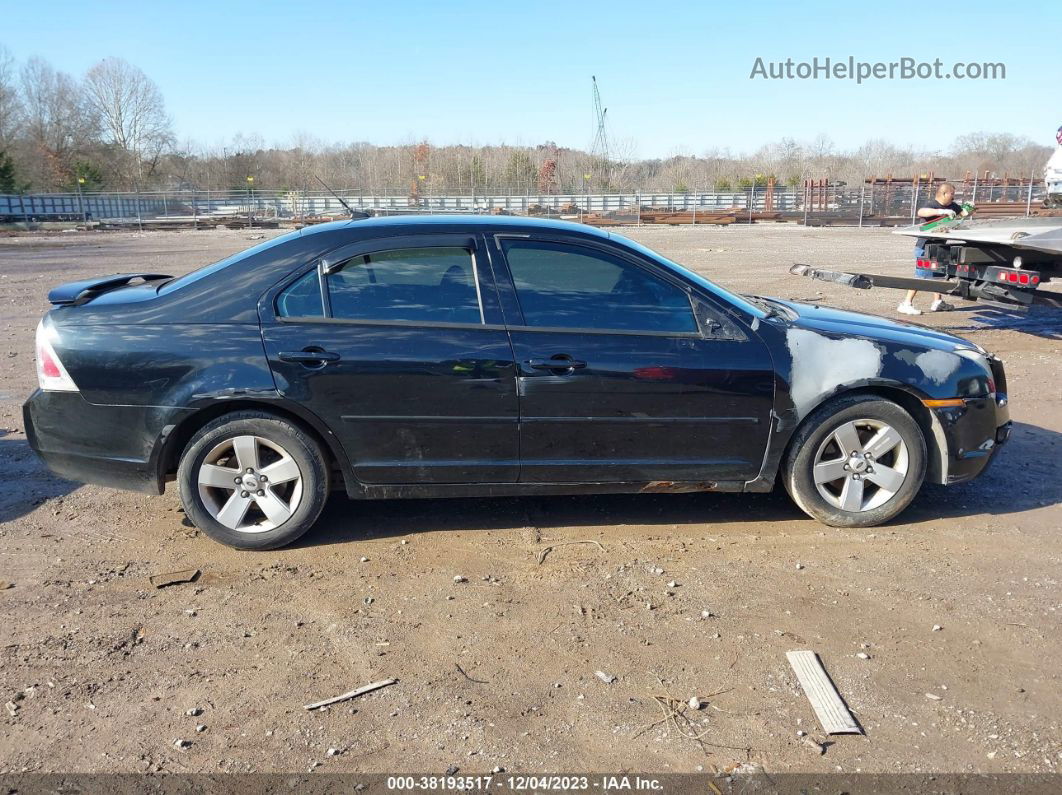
xmin=590 ymin=76 xmax=609 ymax=164
xmin=589 ymin=76 xmax=610 ymax=190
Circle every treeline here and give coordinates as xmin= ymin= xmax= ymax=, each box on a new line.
xmin=0 ymin=47 xmax=172 ymax=192
xmin=0 ymin=46 xmax=1053 ymax=195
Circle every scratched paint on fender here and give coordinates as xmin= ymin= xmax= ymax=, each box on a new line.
xmin=786 ymin=328 xmax=883 ymax=411
xmin=914 ymin=349 xmax=962 ymax=386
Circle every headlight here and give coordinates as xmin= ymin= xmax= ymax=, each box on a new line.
xmin=955 ymin=348 xmax=995 ymax=395
xmin=956 ymin=344 xmax=987 ymax=359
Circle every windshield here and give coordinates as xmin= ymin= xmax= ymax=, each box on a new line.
xmin=157 ymin=230 xmax=302 ymax=294
xmin=607 ymin=232 xmax=768 ymax=320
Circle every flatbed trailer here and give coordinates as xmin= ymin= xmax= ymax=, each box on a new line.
xmin=791 ymin=216 xmax=1062 ymax=309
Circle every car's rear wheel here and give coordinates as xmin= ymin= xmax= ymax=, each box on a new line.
xmin=784 ymin=394 xmax=926 ymax=527
xmin=177 ymin=411 xmax=329 ymax=550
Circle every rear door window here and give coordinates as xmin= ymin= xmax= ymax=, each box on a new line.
xmin=328 ymin=247 xmax=483 ymax=325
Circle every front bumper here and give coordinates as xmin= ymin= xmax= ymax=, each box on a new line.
xmin=23 ymin=390 xmax=188 ymax=495
xmin=933 ymin=393 xmax=1010 ymax=485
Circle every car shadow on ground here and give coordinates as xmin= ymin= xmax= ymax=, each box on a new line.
xmin=938 ymin=304 xmax=1062 ymax=340
xmin=300 ymin=487 xmax=800 ymax=549
xmin=0 ymin=433 xmax=78 ymax=524
xmin=903 ymin=420 xmax=1062 ymax=522
xmin=298 ymin=422 xmax=1060 ymax=548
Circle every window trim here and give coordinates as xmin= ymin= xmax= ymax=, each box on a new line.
xmin=495 ymin=235 xmax=702 ymax=337
xmin=277 ymin=315 xmax=509 ymax=331
xmin=491 ymin=322 xmax=702 ymax=339
xmin=470 ymin=248 xmax=486 ymax=324
xmin=317 ymin=260 xmax=332 ymax=317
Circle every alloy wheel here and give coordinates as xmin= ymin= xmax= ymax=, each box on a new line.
xmin=812 ymin=419 xmax=910 ymax=513
xmin=197 ymin=435 xmax=303 ymax=533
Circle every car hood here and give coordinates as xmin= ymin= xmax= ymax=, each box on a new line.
xmin=768 ymin=298 xmax=980 ymax=353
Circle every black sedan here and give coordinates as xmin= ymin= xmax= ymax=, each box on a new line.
xmin=24 ymin=216 xmax=1011 ymax=549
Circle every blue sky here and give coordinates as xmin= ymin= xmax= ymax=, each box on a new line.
xmin=3 ymin=0 xmax=1056 ymax=158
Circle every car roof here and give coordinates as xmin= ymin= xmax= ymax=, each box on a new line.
xmin=298 ymin=213 xmax=612 ymax=240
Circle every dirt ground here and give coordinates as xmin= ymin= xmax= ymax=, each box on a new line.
xmin=0 ymin=223 xmax=1059 ymax=776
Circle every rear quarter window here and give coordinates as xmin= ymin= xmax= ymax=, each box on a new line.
xmin=276 ymin=270 xmax=324 ymax=317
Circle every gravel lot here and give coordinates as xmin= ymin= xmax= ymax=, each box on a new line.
xmin=0 ymin=224 xmax=1059 ymax=775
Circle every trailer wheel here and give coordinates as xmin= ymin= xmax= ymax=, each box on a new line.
xmin=784 ymin=394 xmax=926 ymax=527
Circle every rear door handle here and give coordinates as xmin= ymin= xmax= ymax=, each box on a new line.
xmin=279 ymin=348 xmax=340 ymax=364
xmin=526 ymin=356 xmax=587 ymax=372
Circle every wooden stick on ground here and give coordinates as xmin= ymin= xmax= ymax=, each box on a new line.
xmin=455 ymin=663 xmax=489 ymax=684
xmin=786 ymin=651 xmax=862 ymax=734
xmin=304 ymin=678 xmax=397 ymax=710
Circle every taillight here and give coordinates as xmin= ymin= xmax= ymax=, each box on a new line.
xmin=995 ymin=269 xmax=1040 ymax=287
xmin=35 ymin=319 xmax=79 ymax=392
xmin=40 ymin=347 xmax=62 ymax=378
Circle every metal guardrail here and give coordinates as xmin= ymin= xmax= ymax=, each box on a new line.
xmin=0 ymin=184 xmax=1049 ymax=225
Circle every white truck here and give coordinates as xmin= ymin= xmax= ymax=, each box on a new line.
xmin=1045 ymin=127 xmax=1062 ymax=208
xmin=791 ymin=127 xmax=1062 ymax=308
xmin=792 ymin=216 xmax=1062 ymax=308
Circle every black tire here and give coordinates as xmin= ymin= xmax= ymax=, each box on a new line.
xmin=783 ymin=394 xmax=926 ymax=527
xmin=177 ymin=411 xmax=330 ymax=550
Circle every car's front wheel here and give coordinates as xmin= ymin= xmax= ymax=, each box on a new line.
xmin=784 ymin=394 xmax=926 ymax=527
xmin=177 ymin=411 xmax=329 ymax=550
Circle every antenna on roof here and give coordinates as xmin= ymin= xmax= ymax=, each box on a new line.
xmin=314 ymin=175 xmax=367 ymax=219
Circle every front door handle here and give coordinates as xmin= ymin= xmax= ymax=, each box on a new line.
xmin=278 ymin=348 xmax=341 ymax=365
xmin=526 ymin=356 xmax=587 ymax=373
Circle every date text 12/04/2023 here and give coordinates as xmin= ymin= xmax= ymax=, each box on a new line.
xmin=385 ymin=776 xmax=665 ymax=791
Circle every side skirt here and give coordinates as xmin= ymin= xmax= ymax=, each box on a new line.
xmin=354 ymin=480 xmax=749 ymax=500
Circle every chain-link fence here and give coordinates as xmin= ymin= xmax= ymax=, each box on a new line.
xmin=0 ymin=182 xmax=1050 ymax=228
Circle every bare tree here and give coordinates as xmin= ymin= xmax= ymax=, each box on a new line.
xmin=84 ymin=57 xmax=173 ymax=187
xmin=0 ymin=45 xmax=22 ymax=150
xmin=20 ymin=57 xmax=96 ymax=188
xmin=1 ymin=52 xmax=1054 ymax=198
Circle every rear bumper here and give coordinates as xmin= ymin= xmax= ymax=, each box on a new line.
xmin=23 ymin=390 xmax=187 ymax=495
xmin=935 ymin=393 xmax=1011 ymax=485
